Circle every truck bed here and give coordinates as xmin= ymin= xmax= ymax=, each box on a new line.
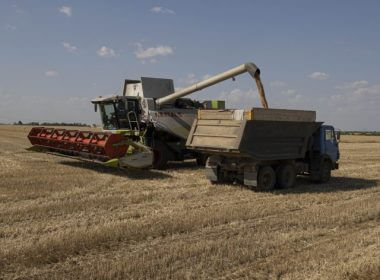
xmin=186 ymin=109 xmax=322 ymax=160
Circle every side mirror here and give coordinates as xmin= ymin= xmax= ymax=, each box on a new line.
xmin=94 ymin=104 xmax=97 ymax=112
xmin=336 ymin=131 xmax=340 ymax=142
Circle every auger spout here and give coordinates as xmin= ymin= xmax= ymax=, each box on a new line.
xmin=155 ymin=62 xmax=269 ymax=108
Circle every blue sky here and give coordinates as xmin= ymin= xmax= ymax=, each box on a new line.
xmin=1 ymin=0 xmax=379 ymax=130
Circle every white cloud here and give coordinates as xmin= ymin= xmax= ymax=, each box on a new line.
xmin=44 ymin=70 xmax=59 ymax=77
xmin=135 ymin=44 xmax=173 ymax=60
xmin=5 ymin=24 xmax=17 ymax=31
xmin=269 ymin=89 xmax=311 ymax=110
xmin=181 ymin=73 xmax=198 ymax=85
xmin=309 ymin=72 xmax=329 ymax=80
xmin=12 ymin=4 xmax=25 ymax=14
xmin=324 ymin=80 xmax=380 ymax=129
xmin=218 ymin=88 xmax=259 ymax=108
xmin=179 ymin=73 xmax=213 ymax=87
xmin=59 ymin=6 xmax=72 ymax=17
xmin=269 ymin=80 xmax=286 ymax=88
xmin=335 ymin=80 xmax=369 ymax=90
xmin=281 ymin=89 xmax=297 ymax=96
xmin=202 ymin=74 xmax=212 ymax=80
xmin=97 ymin=46 xmax=116 ymax=58
xmin=62 ymin=42 xmax=77 ymax=53
xmin=150 ymin=6 xmax=175 ymax=14
xmin=215 ymin=85 xmax=313 ymax=111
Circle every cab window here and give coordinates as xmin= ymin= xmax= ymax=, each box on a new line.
xmin=100 ymin=103 xmax=118 ymax=130
xmin=325 ymin=129 xmax=334 ymax=141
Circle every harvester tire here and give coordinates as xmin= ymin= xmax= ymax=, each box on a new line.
xmin=276 ymin=164 xmax=296 ymax=189
xmin=257 ymin=166 xmax=276 ymax=191
xmin=152 ymin=140 xmax=169 ymax=170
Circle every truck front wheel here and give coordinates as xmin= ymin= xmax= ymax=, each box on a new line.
xmin=257 ymin=166 xmax=276 ymax=191
xmin=311 ymin=160 xmax=332 ymax=183
xmin=319 ymin=160 xmax=332 ymax=183
xmin=276 ymin=164 xmax=296 ymax=189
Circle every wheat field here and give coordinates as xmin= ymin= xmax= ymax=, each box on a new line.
xmin=0 ymin=125 xmax=379 ymax=279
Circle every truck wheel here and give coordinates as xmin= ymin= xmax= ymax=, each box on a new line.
xmin=209 ymin=166 xmax=222 ymax=184
xmin=257 ymin=166 xmax=276 ymax=191
xmin=152 ymin=140 xmax=169 ymax=170
xmin=196 ymin=154 xmax=207 ymax=166
xmin=319 ymin=160 xmax=332 ymax=183
xmin=311 ymin=160 xmax=332 ymax=183
xmin=276 ymin=164 xmax=296 ymax=189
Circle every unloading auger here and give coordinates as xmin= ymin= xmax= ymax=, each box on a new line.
xmin=27 ymin=62 xmax=268 ymax=169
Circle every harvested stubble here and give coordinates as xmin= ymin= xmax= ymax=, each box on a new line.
xmin=0 ymin=125 xmax=379 ymax=280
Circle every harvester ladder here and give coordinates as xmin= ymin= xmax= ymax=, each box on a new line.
xmin=127 ymin=111 xmax=140 ymax=130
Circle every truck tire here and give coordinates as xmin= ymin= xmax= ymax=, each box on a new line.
xmin=196 ymin=154 xmax=207 ymax=166
xmin=257 ymin=166 xmax=276 ymax=191
xmin=152 ymin=140 xmax=169 ymax=170
xmin=319 ymin=160 xmax=332 ymax=183
xmin=210 ymin=167 xmax=221 ymax=184
xmin=276 ymin=164 xmax=296 ymax=189
xmin=311 ymin=160 xmax=332 ymax=183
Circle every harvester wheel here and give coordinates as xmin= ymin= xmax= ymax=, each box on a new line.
xmin=257 ymin=166 xmax=276 ymax=191
xmin=152 ymin=140 xmax=169 ymax=170
xmin=276 ymin=164 xmax=296 ymax=189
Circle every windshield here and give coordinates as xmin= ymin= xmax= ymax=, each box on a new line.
xmin=98 ymin=98 xmax=140 ymax=130
xmin=100 ymin=103 xmax=118 ymax=130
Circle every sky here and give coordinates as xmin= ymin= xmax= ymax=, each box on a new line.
xmin=0 ymin=0 xmax=379 ymax=130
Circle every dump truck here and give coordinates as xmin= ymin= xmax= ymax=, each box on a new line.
xmin=28 ymin=62 xmax=268 ymax=169
xmin=186 ymin=108 xmax=340 ymax=190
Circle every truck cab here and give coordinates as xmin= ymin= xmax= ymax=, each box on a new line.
xmin=314 ymin=125 xmax=340 ymax=168
xmin=321 ymin=125 xmax=340 ymax=165
xmin=309 ymin=125 xmax=340 ymax=183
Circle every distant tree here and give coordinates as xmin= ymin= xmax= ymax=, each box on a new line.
xmin=39 ymin=122 xmax=90 ymax=127
xmin=17 ymin=120 xmax=23 ymax=125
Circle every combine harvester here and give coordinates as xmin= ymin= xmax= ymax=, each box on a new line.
xmin=28 ymin=62 xmax=268 ymax=169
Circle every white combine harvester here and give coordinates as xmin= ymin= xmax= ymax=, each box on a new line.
xmin=28 ymin=62 xmax=268 ymax=169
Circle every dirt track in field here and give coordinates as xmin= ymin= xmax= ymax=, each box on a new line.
xmin=0 ymin=125 xmax=379 ymax=279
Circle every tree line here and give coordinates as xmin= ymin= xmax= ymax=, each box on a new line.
xmin=13 ymin=121 xmax=93 ymax=127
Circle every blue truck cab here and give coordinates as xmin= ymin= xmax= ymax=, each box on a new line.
xmin=311 ymin=125 xmax=340 ymax=182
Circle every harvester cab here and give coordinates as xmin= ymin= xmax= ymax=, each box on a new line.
xmin=92 ymin=77 xmax=175 ymax=131
xmin=27 ymin=62 xmax=268 ymax=170
xmin=92 ymin=95 xmax=141 ymax=131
